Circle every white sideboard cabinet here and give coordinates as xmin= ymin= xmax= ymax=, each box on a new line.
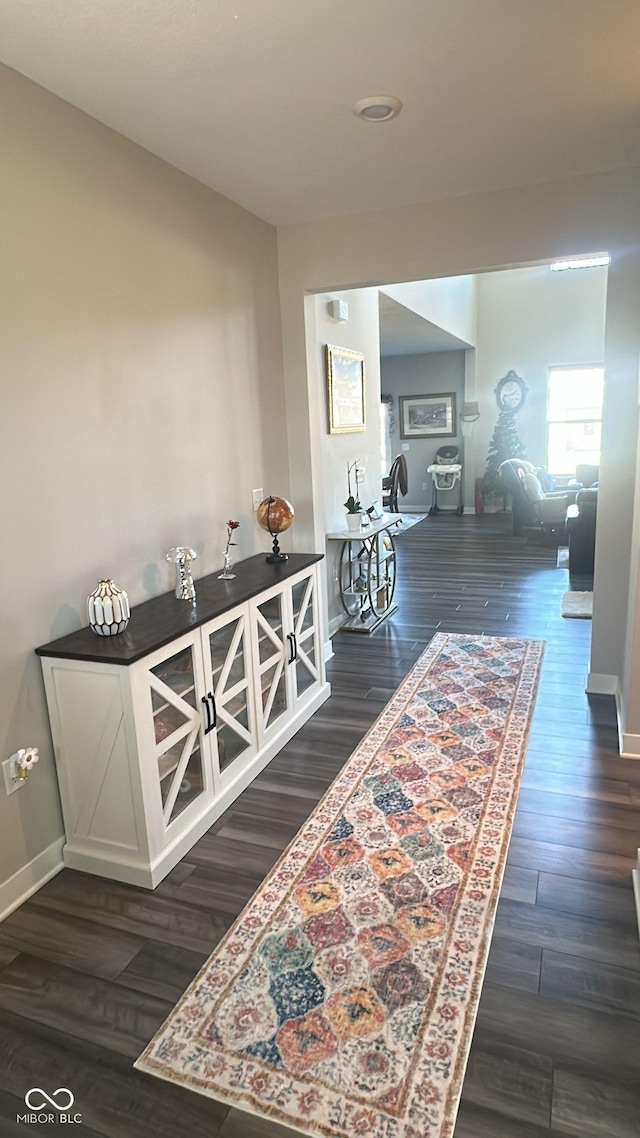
xmin=37 ymin=554 xmax=329 ymax=888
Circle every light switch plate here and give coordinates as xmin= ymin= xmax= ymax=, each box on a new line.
xmin=252 ymin=488 xmax=264 ymax=511
xmin=2 ymin=757 xmax=23 ymax=796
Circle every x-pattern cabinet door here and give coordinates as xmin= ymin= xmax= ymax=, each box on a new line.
xmin=143 ymin=637 xmax=211 ymax=842
xmin=289 ymin=571 xmax=321 ymax=702
xmin=251 ymin=586 xmax=290 ymax=742
xmin=202 ymin=607 xmax=258 ymax=790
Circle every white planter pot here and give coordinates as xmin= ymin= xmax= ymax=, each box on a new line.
xmin=346 ymin=513 xmax=362 ymax=532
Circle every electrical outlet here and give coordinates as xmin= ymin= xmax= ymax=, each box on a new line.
xmin=355 ymin=466 xmax=365 ymax=483
xmin=252 ymin=488 xmax=264 ymax=511
xmin=402 ymin=443 xmax=410 ymax=452
xmin=422 ymin=482 xmax=428 ymax=490
xmin=2 ymin=757 xmax=23 ymax=796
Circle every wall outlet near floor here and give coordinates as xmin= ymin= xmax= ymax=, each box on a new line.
xmin=2 ymin=757 xmax=24 ymax=796
xmin=252 ymin=488 xmax=264 ymax=511
xmin=422 ymin=482 xmax=428 ymax=490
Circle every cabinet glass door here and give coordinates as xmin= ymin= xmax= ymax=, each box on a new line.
xmin=149 ymin=645 xmax=206 ymax=828
xmin=290 ymin=574 xmax=320 ymax=700
xmin=254 ymin=592 xmax=289 ymax=736
xmin=207 ymin=613 xmax=256 ymax=783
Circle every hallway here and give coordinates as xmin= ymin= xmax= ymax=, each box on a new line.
xmin=0 ymin=515 xmax=638 ymax=1137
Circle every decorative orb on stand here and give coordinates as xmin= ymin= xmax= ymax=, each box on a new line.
xmin=256 ymin=496 xmax=294 ymax=563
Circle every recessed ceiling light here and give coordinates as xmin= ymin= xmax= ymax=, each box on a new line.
xmin=353 ymin=96 xmax=403 ymax=122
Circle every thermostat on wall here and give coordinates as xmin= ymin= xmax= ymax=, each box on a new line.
xmin=329 ymin=299 xmax=349 ymax=322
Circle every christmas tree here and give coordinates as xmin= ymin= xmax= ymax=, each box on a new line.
xmin=482 ymin=409 xmax=526 ymax=497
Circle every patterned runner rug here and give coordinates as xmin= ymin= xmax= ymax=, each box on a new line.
xmin=136 ymin=633 xmax=544 ymax=1138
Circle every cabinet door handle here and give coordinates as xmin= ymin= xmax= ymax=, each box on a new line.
xmin=286 ymin=633 xmax=295 ymax=665
xmin=209 ymin=692 xmax=217 ymax=730
xmin=201 ymin=695 xmax=212 ymax=734
xmin=291 ymin=632 xmax=298 ymax=661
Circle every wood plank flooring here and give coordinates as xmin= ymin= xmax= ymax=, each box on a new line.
xmin=1 ymin=514 xmax=639 ymax=1138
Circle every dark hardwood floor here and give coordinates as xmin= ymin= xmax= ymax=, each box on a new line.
xmin=1 ymin=514 xmax=639 ymax=1137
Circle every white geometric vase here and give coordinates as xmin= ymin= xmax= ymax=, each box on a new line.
xmin=87 ymin=578 xmax=130 ymax=636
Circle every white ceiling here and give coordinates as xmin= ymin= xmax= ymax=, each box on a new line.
xmin=0 ymin=0 xmax=639 ymax=226
xmin=378 ymin=294 xmax=470 ymax=356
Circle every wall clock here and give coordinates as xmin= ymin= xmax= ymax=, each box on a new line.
xmin=495 ymin=370 xmax=527 ymax=412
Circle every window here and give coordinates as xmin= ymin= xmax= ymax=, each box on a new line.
xmin=547 ymin=366 xmax=604 ymax=476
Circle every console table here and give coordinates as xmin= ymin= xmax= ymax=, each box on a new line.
xmin=327 ymin=514 xmax=403 ymax=633
xmin=36 ymin=554 xmax=330 ymax=888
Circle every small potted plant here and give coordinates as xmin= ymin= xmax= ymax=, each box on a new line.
xmin=345 ymin=461 xmax=363 ymax=531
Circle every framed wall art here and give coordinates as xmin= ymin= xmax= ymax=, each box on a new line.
xmin=326 ymin=345 xmax=366 ymax=434
xmin=399 ymin=392 xmax=456 ymax=439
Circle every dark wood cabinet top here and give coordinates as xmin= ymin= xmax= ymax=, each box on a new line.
xmin=36 ymin=553 xmax=323 ymax=666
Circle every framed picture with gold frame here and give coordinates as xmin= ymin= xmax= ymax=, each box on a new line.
xmin=326 ymin=345 xmax=366 ymax=434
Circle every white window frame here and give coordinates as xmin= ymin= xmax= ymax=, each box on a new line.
xmin=546 ymin=364 xmax=604 ymax=478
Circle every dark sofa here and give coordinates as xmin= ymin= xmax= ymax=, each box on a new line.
xmin=566 ymin=487 xmax=598 ymax=577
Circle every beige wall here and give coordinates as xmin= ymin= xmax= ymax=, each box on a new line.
xmin=305 ymin=289 xmax=383 ymax=630
xmin=621 ymin=414 xmax=640 ymax=749
xmin=0 ymin=64 xmax=287 ymax=888
xmin=278 ymin=165 xmax=640 ymax=705
xmin=278 ymin=166 xmax=640 ymax=545
xmin=590 ymin=250 xmax=640 ymax=704
xmin=381 ymin=277 xmax=477 ymax=347
xmin=475 ymin=263 xmax=607 ymax=481
xmin=3 ymin=59 xmax=640 ymax=897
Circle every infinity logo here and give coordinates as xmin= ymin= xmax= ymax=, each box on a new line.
xmin=24 ymin=1088 xmax=75 ymax=1111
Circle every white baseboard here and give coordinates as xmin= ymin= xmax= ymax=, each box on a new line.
xmin=590 ymin=679 xmax=640 ymax=760
xmin=328 ymin=613 xmax=346 ymax=638
xmin=584 ymin=673 xmax=638 ymax=758
xmin=596 ymin=678 xmax=637 ymax=760
xmin=463 ymin=507 xmax=476 ymax=515
xmin=633 ymin=852 xmax=640 ymax=942
xmin=0 ymin=837 xmax=64 ymax=923
xmin=620 ymin=731 xmax=640 ymax=760
xmin=585 ymin=672 xmax=619 ymax=696
xmin=323 ymin=638 xmax=334 ymax=662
